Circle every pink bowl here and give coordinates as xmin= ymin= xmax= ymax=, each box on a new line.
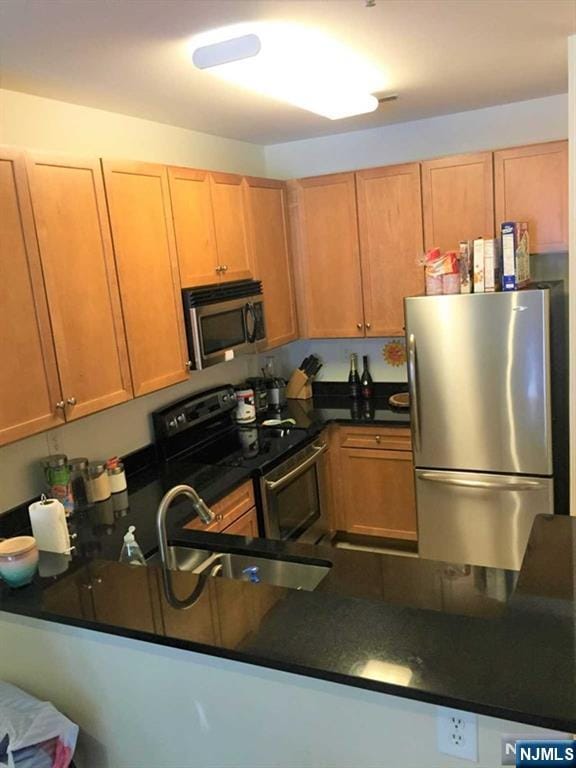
xmin=0 ymin=536 xmax=39 ymax=588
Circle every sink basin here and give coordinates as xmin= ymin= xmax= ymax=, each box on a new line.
xmin=146 ymin=546 xmax=331 ymax=591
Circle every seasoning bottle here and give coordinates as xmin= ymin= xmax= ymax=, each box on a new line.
xmin=40 ymin=455 xmax=74 ymax=516
xmin=68 ymin=457 xmax=89 ymax=511
xmin=106 ymin=457 xmax=127 ymax=494
xmin=86 ymin=461 xmax=111 ymax=503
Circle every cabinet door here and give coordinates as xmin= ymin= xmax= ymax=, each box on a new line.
xmin=0 ymin=148 xmax=64 ymax=444
xmin=244 ymin=177 xmax=298 ymax=348
xmin=357 ymin=163 xmax=424 ymax=337
xmin=210 ymin=172 xmax=252 ymax=283
xmin=167 ymin=167 xmax=220 ymax=287
xmin=421 ymin=152 xmax=494 ymax=252
xmin=339 ymin=447 xmax=417 ymax=540
xmin=292 ymin=173 xmax=364 ymax=338
xmin=494 ymin=141 xmax=568 ymax=253
xmin=27 ymin=153 xmax=132 ymax=420
xmin=102 ymin=161 xmax=189 ymax=396
xmin=222 ymin=508 xmax=258 ymax=537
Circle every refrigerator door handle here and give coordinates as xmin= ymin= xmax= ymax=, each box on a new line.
xmin=418 ymin=472 xmax=546 ymax=491
xmin=408 ymin=333 xmax=420 ymax=451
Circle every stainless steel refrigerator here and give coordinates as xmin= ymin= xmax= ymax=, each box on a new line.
xmin=404 ymin=286 xmax=567 ymax=571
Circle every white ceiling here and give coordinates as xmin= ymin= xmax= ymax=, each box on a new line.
xmin=0 ymin=0 xmax=574 ymax=145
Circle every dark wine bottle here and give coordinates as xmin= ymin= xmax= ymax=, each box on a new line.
xmin=348 ymin=353 xmax=360 ymax=399
xmin=360 ymin=355 xmax=374 ymax=399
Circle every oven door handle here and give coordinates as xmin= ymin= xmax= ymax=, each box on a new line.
xmin=264 ymin=443 xmax=327 ymax=491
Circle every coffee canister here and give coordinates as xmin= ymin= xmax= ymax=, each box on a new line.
xmin=234 ymin=386 xmax=256 ymax=424
xmin=40 ymin=455 xmax=74 ymax=516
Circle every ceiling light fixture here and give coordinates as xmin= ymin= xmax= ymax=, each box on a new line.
xmin=189 ymin=22 xmax=387 ymax=120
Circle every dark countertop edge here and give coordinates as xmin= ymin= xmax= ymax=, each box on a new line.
xmin=4 ymin=602 xmax=573 ymax=734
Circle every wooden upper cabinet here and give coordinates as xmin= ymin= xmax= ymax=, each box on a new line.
xmin=292 ymin=173 xmax=364 ymax=338
xmin=494 ymin=141 xmax=568 ymax=253
xmin=356 ymin=163 xmax=424 ymax=337
xmin=0 ymin=148 xmax=64 ymax=445
xmin=102 ymin=161 xmax=189 ymax=397
xmin=26 ymin=153 xmax=132 ymax=420
xmin=421 ymin=151 xmax=495 ymax=252
xmin=167 ymin=167 xmax=220 ymax=286
xmin=210 ymin=172 xmax=253 ymax=283
xmin=244 ymin=177 xmax=298 ymax=348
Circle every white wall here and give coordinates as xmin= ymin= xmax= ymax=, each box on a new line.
xmin=265 ymin=94 xmax=568 ymax=178
xmin=0 ymin=89 xmax=266 ymax=174
xmin=268 ymin=338 xmax=407 ymax=384
xmin=569 ymin=36 xmax=576 ymax=516
xmin=0 ymin=612 xmax=563 ymax=768
xmin=0 ymin=89 xmax=267 ymax=513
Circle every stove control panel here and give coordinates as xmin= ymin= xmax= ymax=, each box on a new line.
xmin=152 ymin=385 xmax=237 ymax=440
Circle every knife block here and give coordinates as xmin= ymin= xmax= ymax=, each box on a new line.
xmin=286 ymin=368 xmax=313 ymax=400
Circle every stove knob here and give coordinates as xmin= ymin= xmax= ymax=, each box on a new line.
xmin=168 ymin=418 xmax=177 ymax=430
xmin=177 ymin=414 xmax=186 ymax=424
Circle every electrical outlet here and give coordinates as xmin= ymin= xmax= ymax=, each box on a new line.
xmin=437 ymin=707 xmax=478 ymax=762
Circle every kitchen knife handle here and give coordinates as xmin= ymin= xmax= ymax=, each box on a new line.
xmin=408 ymin=333 xmax=420 ymax=452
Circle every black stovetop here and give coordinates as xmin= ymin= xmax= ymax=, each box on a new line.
xmin=163 ymin=422 xmax=313 ymax=476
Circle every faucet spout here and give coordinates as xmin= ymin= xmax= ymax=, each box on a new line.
xmin=156 ymin=484 xmax=215 ymax=569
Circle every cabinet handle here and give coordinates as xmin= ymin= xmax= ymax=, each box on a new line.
xmin=365 ymin=322 xmax=371 ymax=330
xmin=356 ymin=323 xmax=363 ymax=330
xmin=55 ymin=401 xmax=65 ymax=410
xmin=67 ymin=397 xmax=76 ymax=406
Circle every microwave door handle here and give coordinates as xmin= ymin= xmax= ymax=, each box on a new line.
xmin=265 ymin=443 xmax=327 ymax=492
xmin=245 ymin=302 xmax=257 ymax=343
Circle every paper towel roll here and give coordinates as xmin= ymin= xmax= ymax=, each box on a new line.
xmin=28 ymin=498 xmax=71 ymax=554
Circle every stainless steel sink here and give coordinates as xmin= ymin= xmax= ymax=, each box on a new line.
xmin=146 ymin=546 xmax=331 ymax=591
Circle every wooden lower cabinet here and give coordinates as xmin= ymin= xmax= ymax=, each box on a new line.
xmin=222 ymin=508 xmax=258 ymax=537
xmin=334 ymin=426 xmax=417 ymax=541
xmin=183 ymin=480 xmax=257 ymax=535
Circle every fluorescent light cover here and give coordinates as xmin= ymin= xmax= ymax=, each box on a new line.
xmin=189 ymin=22 xmax=386 ymax=119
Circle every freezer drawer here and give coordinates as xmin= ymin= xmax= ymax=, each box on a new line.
xmin=415 ymin=469 xmax=554 ymax=570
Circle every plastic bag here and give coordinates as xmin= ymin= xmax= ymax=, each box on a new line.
xmin=0 ymin=682 xmax=78 ymax=768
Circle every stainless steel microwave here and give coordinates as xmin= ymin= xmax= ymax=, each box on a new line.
xmin=182 ymin=280 xmax=266 ymax=370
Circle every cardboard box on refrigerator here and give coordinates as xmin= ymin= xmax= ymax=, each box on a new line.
xmin=501 ymin=222 xmax=530 ymax=291
xmin=484 ymin=238 xmax=501 ymax=292
xmin=473 ymin=238 xmax=485 ymax=293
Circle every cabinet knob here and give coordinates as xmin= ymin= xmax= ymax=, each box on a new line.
xmin=221 ymin=265 xmax=229 ymax=273
xmin=55 ymin=401 xmax=65 ymax=410
xmin=365 ymin=322 xmax=372 ymax=330
xmin=185 ymin=360 xmax=192 ymax=372
xmin=375 ymin=435 xmax=381 ymax=443
xmin=216 ymin=266 xmax=223 ymax=274
xmin=67 ymin=397 xmax=77 ymax=406
xmin=356 ymin=323 xmax=363 ymax=330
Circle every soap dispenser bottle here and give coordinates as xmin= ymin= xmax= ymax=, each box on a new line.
xmin=119 ymin=525 xmax=146 ymax=566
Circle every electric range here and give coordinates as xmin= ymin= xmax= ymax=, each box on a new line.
xmin=153 ymin=386 xmax=330 ymax=543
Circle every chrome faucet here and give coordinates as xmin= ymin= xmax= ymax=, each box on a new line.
xmin=156 ymin=484 xmax=215 ymax=570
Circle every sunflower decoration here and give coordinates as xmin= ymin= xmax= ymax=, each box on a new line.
xmin=382 ymin=340 xmax=406 ymax=367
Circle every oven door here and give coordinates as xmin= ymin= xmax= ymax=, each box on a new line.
xmin=260 ymin=441 xmax=329 ymax=544
xmin=188 ymin=296 xmax=266 ymax=369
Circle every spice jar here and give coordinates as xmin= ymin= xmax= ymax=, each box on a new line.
xmin=68 ymin=457 xmax=89 ymax=511
xmin=106 ymin=457 xmax=127 ymax=494
xmin=86 ymin=461 xmax=111 ymax=503
xmin=40 ymin=455 xmax=74 ymax=516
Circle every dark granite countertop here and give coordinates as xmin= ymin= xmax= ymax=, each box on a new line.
xmin=1 ymin=514 xmax=574 ymax=732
